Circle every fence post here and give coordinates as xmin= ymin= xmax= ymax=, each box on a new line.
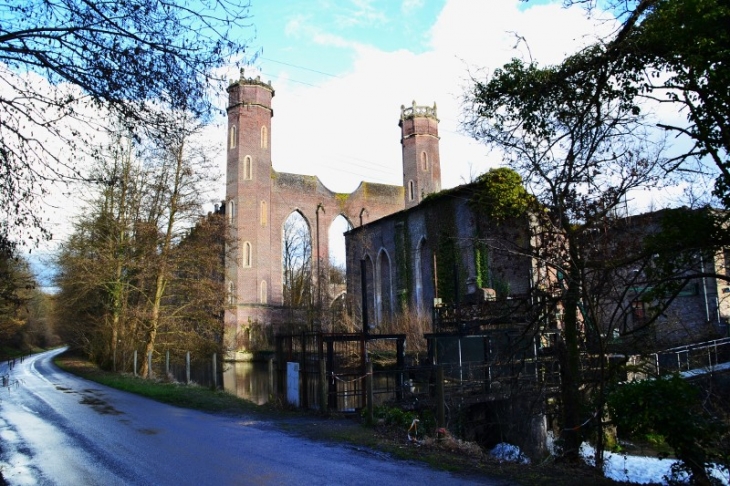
xmin=268 ymin=358 xmax=274 ymax=397
xmin=186 ymin=351 xmax=191 ymax=384
xmin=166 ymin=350 xmax=170 ymax=378
xmin=436 ymin=365 xmax=445 ymax=429
xmin=133 ymin=350 xmax=137 ymax=377
xmin=366 ymin=361 xmax=374 ymax=425
xmin=212 ymin=353 xmax=218 ymax=389
xmin=320 ymin=359 xmax=328 ymax=413
xmin=147 ymin=351 xmax=152 ymax=379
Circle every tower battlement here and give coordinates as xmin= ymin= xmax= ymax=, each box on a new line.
xmin=227 ymin=69 xmax=275 ymax=109
xmin=228 ymin=68 xmax=274 ymax=90
xmin=400 ymin=101 xmax=438 ymax=121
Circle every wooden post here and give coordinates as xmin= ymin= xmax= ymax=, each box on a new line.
xmin=166 ymin=350 xmax=170 ymax=378
xmin=436 ymin=365 xmax=445 ymax=429
xmin=133 ymin=350 xmax=137 ymax=376
xmin=366 ymin=361 xmax=374 ymax=425
xmin=186 ymin=351 xmax=191 ymax=384
xmin=268 ymin=358 xmax=274 ymax=397
xmin=320 ymin=359 xmax=328 ymax=414
xmin=147 ymin=351 xmax=152 ymax=379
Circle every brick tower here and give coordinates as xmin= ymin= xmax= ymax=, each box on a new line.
xmin=224 ymin=73 xmax=441 ymax=355
xmin=400 ymin=101 xmax=441 ymax=209
xmin=225 ymin=70 xmax=275 ymax=343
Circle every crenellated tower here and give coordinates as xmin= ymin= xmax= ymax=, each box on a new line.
xmin=225 ymin=70 xmax=275 ymax=340
xmin=223 ymin=77 xmax=439 ymax=355
xmin=400 ymin=101 xmax=441 ymax=209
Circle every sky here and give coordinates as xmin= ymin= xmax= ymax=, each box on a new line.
xmin=30 ymin=0 xmax=687 ymax=283
xmin=216 ymin=0 xmax=621 ymax=195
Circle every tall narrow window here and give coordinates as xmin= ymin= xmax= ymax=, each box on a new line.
xmin=260 ymin=280 xmax=268 ymax=303
xmin=421 ymin=151 xmax=428 ymax=171
xmin=228 ymin=200 xmax=236 ymax=222
xmin=243 ymin=241 xmax=252 ymax=267
xmin=408 ymin=180 xmax=415 ymax=201
xmin=228 ymin=282 xmax=235 ymax=305
xmin=261 ymin=126 xmax=268 ymax=149
xmin=243 ymin=156 xmax=252 ymax=180
xmin=260 ymin=201 xmax=267 ymax=226
xmin=229 ymin=126 xmax=237 ymax=149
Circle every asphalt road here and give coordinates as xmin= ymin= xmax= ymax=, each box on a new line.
xmin=0 ymin=349 xmax=502 ymax=485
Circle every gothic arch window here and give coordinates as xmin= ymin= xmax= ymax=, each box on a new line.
xmin=408 ymin=180 xmax=415 ymax=201
xmin=363 ymin=254 xmax=375 ymax=329
xmin=229 ymin=125 xmax=237 ymax=149
xmin=260 ymin=280 xmax=268 ymax=304
xmin=376 ymin=249 xmax=393 ymax=325
xmin=243 ymin=241 xmax=252 ymax=267
xmin=261 ymin=126 xmax=268 ymax=149
xmin=228 ymin=200 xmax=236 ymax=222
xmin=243 ymin=156 xmax=252 ymax=180
xmin=421 ymin=151 xmax=428 ymax=171
xmin=260 ymin=201 xmax=267 ymax=226
xmin=415 ymin=237 xmax=426 ymax=316
xmin=228 ymin=282 xmax=235 ymax=305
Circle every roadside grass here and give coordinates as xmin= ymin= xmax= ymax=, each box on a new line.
xmin=54 ymin=352 xmax=261 ymax=416
xmin=54 ymin=351 xmax=632 ymax=486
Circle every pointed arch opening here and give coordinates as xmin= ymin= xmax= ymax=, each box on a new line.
xmin=260 ymin=280 xmax=268 ymax=304
xmin=229 ymin=125 xmax=237 ymax=149
xmin=242 ymin=241 xmax=252 ymax=268
xmin=328 ymin=214 xmax=352 ymax=290
xmin=421 ymin=151 xmax=428 ymax=171
xmin=282 ymin=211 xmax=312 ymax=308
xmin=260 ymin=200 xmax=267 ymax=226
xmin=376 ymin=249 xmax=393 ymax=325
xmin=243 ymin=155 xmax=252 ymax=180
xmin=261 ymin=125 xmax=268 ymax=149
xmin=415 ymin=237 xmax=426 ymax=316
xmin=363 ymin=254 xmax=375 ymax=331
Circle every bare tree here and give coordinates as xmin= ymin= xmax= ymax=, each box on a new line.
xmin=0 ymin=0 xmax=253 ymax=252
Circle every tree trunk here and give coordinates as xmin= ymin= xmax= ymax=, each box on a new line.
xmin=559 ymin=260 xmax=584 ymax=462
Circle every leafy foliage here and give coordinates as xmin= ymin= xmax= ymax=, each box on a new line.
xmin=470 ymin=168 xmax=534 ymax=222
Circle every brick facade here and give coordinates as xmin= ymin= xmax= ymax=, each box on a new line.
xmin=224 ymin=70 xmax=442 ymax=352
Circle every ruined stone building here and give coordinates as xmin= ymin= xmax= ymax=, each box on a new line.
xmin=224 ymin=70 xmax=442 ymax=353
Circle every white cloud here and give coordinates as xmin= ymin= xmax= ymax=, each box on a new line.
xmin=254 ymin=0 xmax=617 ymax=197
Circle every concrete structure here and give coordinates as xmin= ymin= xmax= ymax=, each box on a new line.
xmin=224 ymin=70 xmax=441 ymax=352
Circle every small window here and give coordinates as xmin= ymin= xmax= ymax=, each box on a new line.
xmin=229 ymin=126 xmax=237 ymax=149
xmin=243 ymin=156 xmax=252 ymax=180
xmin=421 ymin=151 xmax=428 ymax=171
xmin=261 ymin=126 xmax=268 ymax=149
xmin=408 ymin=180 xmax=415 ymax=201
xmin=228 ymin=282 xmax=235 ymax=305
xmin=260 ymin=280 xmax=268 ymax=304
xmin=243 ymin=241 xmax=252 ymax=267
xmin=228 ymin=200 xmax=236 ymax=221
xmin=260 ymin=201 xmax=267 ymax=226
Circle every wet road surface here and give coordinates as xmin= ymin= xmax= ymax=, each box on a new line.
xmin=0 ymin=349 xmax=504 ymax=485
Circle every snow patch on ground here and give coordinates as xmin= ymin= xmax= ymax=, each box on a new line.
xmin=489 ymin=440 xmax=729 ymax=485
xmin=489 ymin=443 xmax=530 ymax=464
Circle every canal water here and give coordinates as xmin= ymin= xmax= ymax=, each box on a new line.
xmin=222 ymin=361 xmax=275 ymax=405
xmin=222 ymin=360 xmax=426 ymax=410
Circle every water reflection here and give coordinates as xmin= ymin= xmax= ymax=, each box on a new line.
xmin=222 ymin=361 xmax=275 ymax=405
xmin=223 ymin=361 xmax=427 ymax=410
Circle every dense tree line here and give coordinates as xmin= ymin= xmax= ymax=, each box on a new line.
xmin=54 ymin=125 xmax=228 ymax=373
